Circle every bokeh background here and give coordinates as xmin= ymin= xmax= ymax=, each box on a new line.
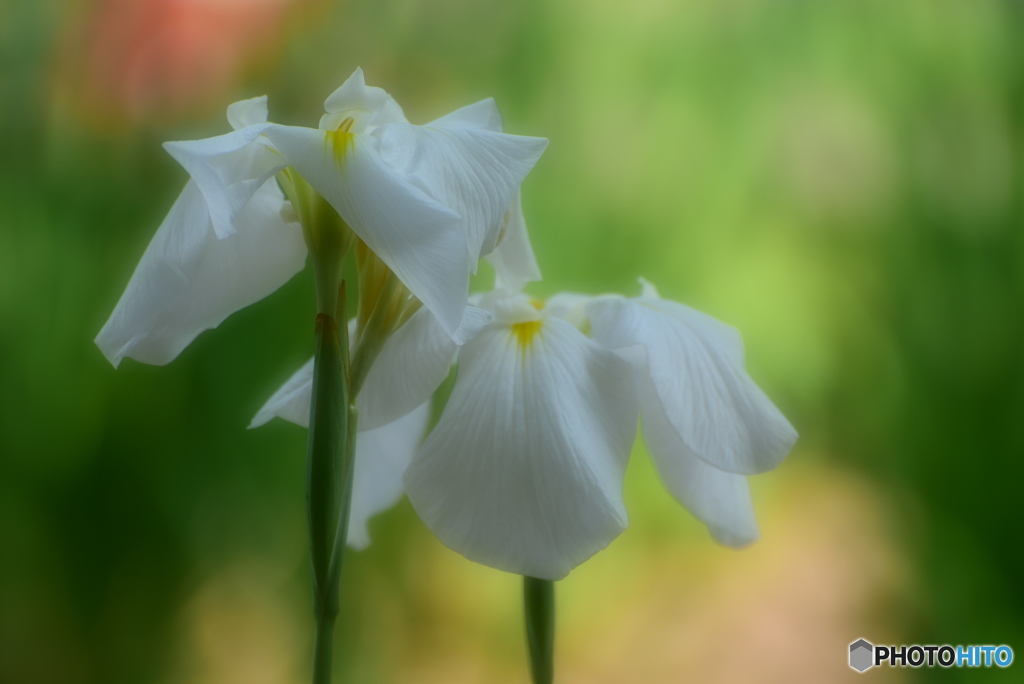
xmin=2 ymin=0 xmax=1023 ymax=681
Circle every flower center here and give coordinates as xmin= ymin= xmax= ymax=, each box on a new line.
xmin=326 ymin=117 xmax=355 ymax=165
xmin=511 ymin=320 xmax=543 ymax=349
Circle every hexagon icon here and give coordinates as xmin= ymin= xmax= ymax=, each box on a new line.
xmin=849 ymin=639 xmax=874 ymax=672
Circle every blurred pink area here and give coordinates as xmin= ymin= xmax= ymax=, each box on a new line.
xmin=61 ymin=0 xmax=299 ymax=123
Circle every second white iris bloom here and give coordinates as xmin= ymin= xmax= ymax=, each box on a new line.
xmin=256 ymin=280 xmax=797 ymax=579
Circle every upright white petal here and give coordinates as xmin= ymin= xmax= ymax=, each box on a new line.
xmin=542 ymin=292 xmax=593 ymax=329
xmin=163 ymin=124 xmax=285 ymax=240
xmin=375 ymin=121 xmax=548 ymax=262
xmin=486 ymin=191 xmax=542 ymax=291
xmin=263 ymin=124 xmax=471 ymax=338
xmin=227 ymin=95 xmax=270 ymax=131
xmin=320 ymin=67 xmax=408 ymax=132
xmin=617 ymin=346 xmax=758 ymax=547
xmin=96 ymin=180 xmax=306 ymax=367
xmin=348 ymin=401 xmax=431 ymax=550
xmin=587 ymin=296 xmax=797 ymax=475
xmin=404 ymin=318 xmax=638 ymax=580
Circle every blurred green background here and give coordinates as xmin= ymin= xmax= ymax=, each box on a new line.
xmin=2 ymin=0 xmax=1022 ymax=681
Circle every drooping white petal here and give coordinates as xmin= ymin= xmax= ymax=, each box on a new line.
xmin=587 ymin=297 xmax=797 ymax=475
xmin=250 ymin=377 xmax=429 ymax=550
xmin=404 ymin=318 xmax=638 ymax=580
xmin=249 ymin=305 xmax=483 ymax=431
xmin=248 ymin=356 xmax=314 ymax=429
xmin=643 ymin=295 xmax=746 ymax=367
xmin=263 ymin=124 xmax=471 ymax=338
xmin=163 ymin=125 xmax=286 ymax=239
xmin=357 ymin=307 xmax=460 ymax=431
xmin=227 ymin=95 xmax=269 ymax=131
xmin=320 ymin=67 xmax=407 ymax=132
xmin=617 ymin=346 xmax=758 ymax=546
xmin=95 ymin=180 xmax=306 ymax=367
xmin=374 ymin=121 xmax=548 ymax=262
xmin=486 ymin=191 xmax=542 ymax=291
xmin=348 ymin=401 xmax=431 ymax=550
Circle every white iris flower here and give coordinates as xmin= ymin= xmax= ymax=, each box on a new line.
xmin=257 ymin=279 xmax=797 ymax=577
xmin=405 ymin=284 xmax=796 ymax=579
xmin=95 ymin=68 xmax=548 ymax=367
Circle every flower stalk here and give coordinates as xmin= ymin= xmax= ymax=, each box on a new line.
xmin=524 ymin=576 xmax=555 ymax=684
xmin=293 ymin=165 xmax=359 ymax=684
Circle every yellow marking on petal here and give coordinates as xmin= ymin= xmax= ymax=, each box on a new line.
xmin=325 ymin=118 xmax=355 ymax=166
xmin=530 ymin=299 xmax=545 ymax=310
xmin=511 ymin=320 xmax=543 ymax=349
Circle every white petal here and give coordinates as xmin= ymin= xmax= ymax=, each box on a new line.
xmin=450 ymin=305 xmax=492 ymax=345
xmin=163 ymin=125 xmax=285 ymax=239
xmin=643 ymin=295 xmax=745 ymax=367
xmin=542 ymin=292 xmax=593 ymax=329
xmin=588 ymin=297 xmax=797 ymax=475
xmin=249 ymin=357 xmax=314 ymax=428
xmin=637 ymin=276 xmax=659 ymax=300
xmin=347 ymin=402 xmax=431 ymax=550
xmin=428 ymin=98 xmax=504 ymax=132
xmin=249 ymin=304 xmax=483 ymax=431
xmin=357 ymin=307 xmax=460 ymax=431
xmin=227 ymin=95 xmax=269 ymax=131
xmin=486 ymin=190 xmax=542 ymax=291
xmin=320 ymin=67 xmax=407 ymax=132
xmin=95 ymin=180 xmax=306 ymax=367
xmin=375 ymin=121 xmax=548 ymax=262
xmin=618 ymin=346 xmax=758 ymax=547
xmin=478 ymin=289 xmax=541 ymax=325
xmin=404 ymin=318 xmax=638 ymax=580
xmin=263 ymin=124 xmax=471 ymax=338
xmin=250 ymin=377 xmax=429 ymax=551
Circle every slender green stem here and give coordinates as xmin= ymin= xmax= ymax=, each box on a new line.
xmin=307 ymin=313 xmax=346 ymax=602
xmin=285 ymin=165 xmax=358 ymax=684
xmin=311 ymin=612 xmax=336 ymax=684
xmin=524 ymin=577 xmax=555 ymax=684
xmin=306 ymin=287 xmax=357 ymax=684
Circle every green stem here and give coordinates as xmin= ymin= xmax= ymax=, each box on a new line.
xmin=284 ymin=165 xmax=357 ymax=684
xmin=311 ymin=612 xmax=336 ymax=684
xmin=306 ymin=291 xmax=357 ymax=684
xmin=524 ymin=577 xmax=555 ymax=684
